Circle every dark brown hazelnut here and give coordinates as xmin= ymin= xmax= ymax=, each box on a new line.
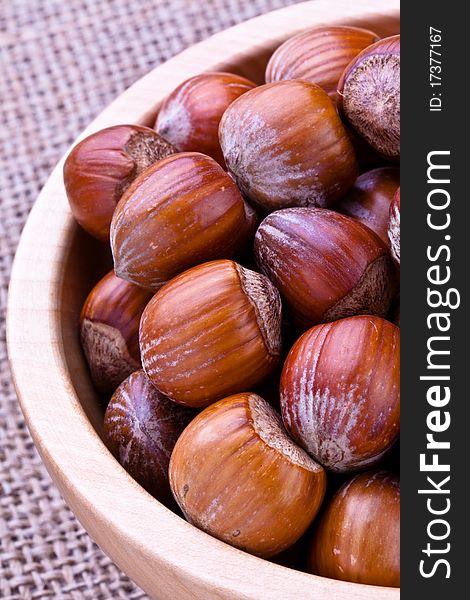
xmin=104 ymin=370 xmax=194 ymax=506
xmin=254 ymin=207 xmax=395 ymax=330
xmin=335 ymin=167 xmax=400 ymax=245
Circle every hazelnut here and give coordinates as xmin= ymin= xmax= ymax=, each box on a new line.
xmin=219 ymin=80 xmax=358 ymax=211
xmin=140 ymin=260 xmax=282 ymax=408
xmin=309 ymin=470 xmax=400 ymax=587
xmin=169 ymin=392 xmax=326 ymax=558
xmin=280 ymin=316 xmax=400 ymax=472
xmin=266 ymin=26 xmax=379 ymax=102
xmin=104 ymin=370 xmax=194 ymax=507
xmin=80 ymin=271 xmax=152 ymax=394
xmin=388 ymin=187 xmax=400 ymax=265
xmin=111 ymin=152 xmax=255 ymax=291
xmin=338 ymin=35 xmax=400 ymax=160
xmin=335 ymin=167 xmax=400 ymax=245
xmin=64 ymin=125 xmax=175 ymax=241
xmin=254 ymin=207 xmax=395 ymax=330
xmin=155 ymin=72 xmax=256 ymax=167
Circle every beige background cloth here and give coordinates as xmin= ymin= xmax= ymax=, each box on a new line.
xmin=0 ymin=0 xmax=299 ymax=597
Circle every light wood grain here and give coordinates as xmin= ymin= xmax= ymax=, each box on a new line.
xmin=7 ymin=1 xmax=400 ymax=598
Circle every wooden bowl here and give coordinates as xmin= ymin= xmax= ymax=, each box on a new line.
xmin=7 ymin=1 xmax=400 ymax=598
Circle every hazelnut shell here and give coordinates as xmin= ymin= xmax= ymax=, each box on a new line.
xmin=335 ymin=167 xmax=400 ymax=245
xmin=111 ymin=152 xmax=254 ymax=291
xmin=254 ymin=207 xmax=395 ymax=329
xmin=104 ymin=370 xmax=194 ymax=506
xmin=219 ymin=80 xmax=358 ymax=211
xmin=80 ymin=271 xmax=152 ymax=394
xmin=64 ymin=125 xmax=175 ymax=241
xmin=140 ymin=260 xmax=282 ymax=408
xmin=309 ymin=470 xmax=400 ymax=586
xmin=266 ymin=25 xmax=379 ymax=102
xmin=156 ymin=72 xmax=256 ymax=167
xmin=169 ymin=392 xmax=326 ymax=558
xmin=280 ymin=315 xmax=400 ymax=472
xmin=338 ymin=35 xmax=400 ymax=160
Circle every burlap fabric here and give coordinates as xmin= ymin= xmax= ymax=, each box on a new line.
xmin=0 ymin=1 xmax=300 ymax=597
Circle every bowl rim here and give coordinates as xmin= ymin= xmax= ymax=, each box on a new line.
xmin=7 ymin=1 xmax=400 ymax=598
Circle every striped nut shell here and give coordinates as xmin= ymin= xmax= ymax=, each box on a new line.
xmin=111 ymin=152 xmax=255 ymax=291
xmin=155 ymin=72 xmax=256 ymax=167
xmin=104 ymin=370 xmax=194 ymax=506
xmin=80 ymin=270 xmax=152 ymax=394
xmin=63 ymin=125 xmax=175 ymax=241
xmin=254 ymin=207 xmax=395 ymax=330
xmin=219 ymin=80 xmax=358 ymax=211
xmin=309 ymin=470 xmax=400 ymax=587
xmin=388 ymin=187 xmax=400 ymax=265
xmin=335 ymin=167 xmax=400 ymax=245
xmin=338 ymin=35 xmax=400 ymax=160
xmin=266 ymin=26 xmax=379 ymax=101
xmin=280 ymin=316 xmax=400 ymax=472
xmin=169 ymin=392 xmax=326 ymax=558
xmin=139 ymin=260 xmax=282 ymax=408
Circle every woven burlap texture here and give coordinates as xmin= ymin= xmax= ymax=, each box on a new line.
xmin=0 ymin=0 xmax=301 ymax=598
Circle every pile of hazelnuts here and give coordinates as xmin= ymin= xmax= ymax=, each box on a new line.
xmin=64 ymin=26 xmax=400 ymax=588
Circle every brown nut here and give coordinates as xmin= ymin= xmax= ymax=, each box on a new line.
xmin=111 ymin=152 xmax=255 ymax=291
xmin=140 ymin=260 xmax=282 ymax=408
xmin=338 ymin=35 xmax=400 ymax=160
xmin=104 ymin=370 xmax=194 ymax=506
xmin=169 ymin=392 xmax=326 ymax=558
xmin=80 ymin=271 xmax=152 ymax=394
xmin=254 ymin=207 xmax=395 ymax=330
xmin=309 ymin=470 xmax=400 ymax=586
xmin=388 ymin=187 xmax=400 ymax=265
xmin=280 ymin=316 xmax=400 ymax=472
xmin=63 ymin=125 xmax=175 ymax=241
xmin=155 ymin=72 xmax=256 ymax=167
xmin=219 ymin=80 xmax=358 ymax=211
xmin=335 ymin=167 xmax=400 ymax=244
xmin=266 ymin=26 xmax=379 ymax=101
